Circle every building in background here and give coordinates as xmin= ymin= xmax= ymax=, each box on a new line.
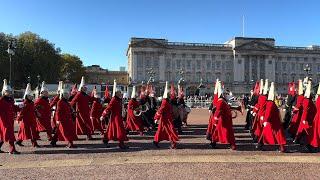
xmin=85 ymin=65 xmax=129 ymax=93
xmin=127 ymin=37 xmax=320 ymax=95
xmin=120 ymin=66 xmax=126 ymax=71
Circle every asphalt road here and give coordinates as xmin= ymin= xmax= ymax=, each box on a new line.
xmin=0 ymin=109 xmax=319 ymax=180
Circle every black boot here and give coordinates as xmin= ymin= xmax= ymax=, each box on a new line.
xmin=50 ymin=140 xmax=57 ymax=147
xmin=153 ymin=141 xmax=160 ymax=148
xmin=210 ymin=141 xmax=216 ymax=149
xmin=255 ymin=142 xmax=264 ymax=150
xmin=15 ymin=140 xmax=24 ymax=147
xmin=0 ymin=141 xmax=4 ymax=153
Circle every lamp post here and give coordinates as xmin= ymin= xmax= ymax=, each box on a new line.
xmin=7 ymin=38 xmax=17 ymax=86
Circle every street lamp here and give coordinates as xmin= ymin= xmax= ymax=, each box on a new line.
xmin=7 ymin=38 xmax=17 ymax=86
xmin=304 ymin=64 xmax=311 ymax=76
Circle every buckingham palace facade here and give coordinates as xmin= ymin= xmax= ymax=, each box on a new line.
xmin=127 ymin=37 xmax=320 ymax=95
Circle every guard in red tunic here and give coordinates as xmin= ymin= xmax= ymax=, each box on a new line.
xmin=153 ymin=81 xmax=179 ymax=149
xmin=0 ymin=79 xmax=20 ymax=154
xmin=295 ymin=81 xmax=316 ymax=149
xmin=50 ymin=81 xmax=63 ymax=132
xmin=70 ymin=76 xmax=94 ymax=139
xmin=209 ymin=81 xmax=236 ymax=150
xmin=90 ymin=86 xmax=104 ymax=135
xmin=251 ymin=79 xmax=267 ymax=142
xmin=16 ymin=83 xmax=40 ymax=148
xmin=34 ymin=81 xmax=52 ymax=141
xmin=206 ymin=79 xmax=219 ymax=141
xmin=51 ymin=87 xmax=78 ymax=148
xmin=126 ymin=86 xmax=144 ymax=135
xmin=257 ymin=82 xmax=287 ymax=152
xmin=308 ymin=82 xmax=320 ymax=151
xmin=283 ymin=82 xmax=297 ymax=129
xmin=288 ymin=80 xmax=304 ymax=137
xmin=100 ymin=80 xmax=128 ymax=149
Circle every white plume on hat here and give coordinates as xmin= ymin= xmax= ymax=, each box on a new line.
xmin=78 ymin=76 xmax=86 ymax=91
xmin=298 ymin=80 xmax=303 ymax=95
xmin=263 ymin=79 xmax=269 ymax=95
xmin=304 ymin=81 xmax=312 ymax=98
xmin=267 ymin=82 xmax=275 ymax=101
xmin=131 ymin=86 xmax=137 ymax=99
xmin=162 ymin=81 xmax=169 ymax=99
xmin=23 ymin=83 xmax=33 ymax=99
xmin=213 ymin=79 xmax=219 ymax=95
xmin=259 ymin=79 xmax=264 ymax=94
xmin=40 ymin=81 xmax=48 ymax=93
xmin=2 ymin=79 xmax=12 ymax=95
xmin=317 ymin=82 xmax=320 ymax=95
xmin=59 ymin=85 xmax=69 ymax=99
xmin=217 ymin=81 xmax=224 ymax=98
xmin=112 ymin=79 xmax=121 ymax=97
xmin=57 ymin=81 xmax=63 ymax=93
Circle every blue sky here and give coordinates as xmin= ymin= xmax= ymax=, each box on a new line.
xmin=0 ymin=0 xmax=319 ymax=70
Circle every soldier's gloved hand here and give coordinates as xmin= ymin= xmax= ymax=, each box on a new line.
xmin=263 ymin=122 xmax=268 ymax=127
xmin=154 ymin=119 xmax=158 ymax=124
xmin=209 ymin=110 xmax=212 ymax=114
xmin=260 ymin=116 xmax=264 ymax=121
xmin=100 ymin=116 xmax=104 ymax=122
xmin=302 ymin=120 xmax=307 ymax=124
xmin=56 ymin=121 xmax=60 ymax=125
xmin=283 ymin=109 xmax=286 ymax=112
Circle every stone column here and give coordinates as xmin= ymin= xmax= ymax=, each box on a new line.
xmin=159 ymin=53 xmax=165 ymax=81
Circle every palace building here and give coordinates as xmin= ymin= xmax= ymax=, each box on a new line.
xmin=127 ymin=37 xmax=320 ymax=95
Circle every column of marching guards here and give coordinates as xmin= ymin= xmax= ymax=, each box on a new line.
xmin=1 ymin=76 xmax=320 ymax=155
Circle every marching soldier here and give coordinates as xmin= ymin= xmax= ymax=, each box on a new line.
xmin=100 ymin=80 xmax=128 ymax=149
xmin=283 ymin=82 xmax=297 ymax=129
xmin=257 ymin=82 xmax=287 ymax=152
xmin=153 ymin=81 xmax=179 ymax=149
xmin=208 ymin=81 xmax=236 ymax=150
xmin=90 ymin=86 xmax=104 ymax=135
xmin=126 ymin=86 xmax=144 ymax=135
xmin=70 ymin=76 xmax=94 ymax=140
xmin=0 ymin=79 xmax=20 ymax=154
xmin=16 ymin=83 xmax=40 ymax=148
xmin=34 ymin=81 xmax=53 ymax=141
xmin=50 ymin=81 xmax=63 ymax=133
xmin=245 ymin=81 xmax=260 ymax=130
xmin=308 ymin=82 xmax=320 ymax=152
xmin=288 ymin=80 xmax=304 ymax=137
xmin=51 ymin=86 xmax=78 ymax=148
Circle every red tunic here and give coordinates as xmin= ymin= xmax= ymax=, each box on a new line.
xmin=126 ymin=99 xmax=144 ymax=132
xmin=34 ymin=97 xmax=52 ymax=132
xmin=50 ymin=95 xmax=60 ymax=129
xmin=206 ymin=94 xmax=218 ymax=138
xmin=252 ymin=95 xmax=267 ymax=138
xmin=296 ymin=98 xmax=316 ymax=138
xmin=17 ymin=100 xmax=40 ymax=141
xmin=211 ymin=98 xmax=236 ymax=145
xmin=0 ymin=96 xmax=18 ymax=142
xmin=309 ymin=97 xmax=320 ymax=147
xmin=154 ymin=99 xmax=179 ymax=143
xmin=289 ymin=95 xmax=304 ymax=135
xmin=56 ymin=99 xmax=78 ymax=142
xmin=70 ymin=91 xmax=94 ymax=135
xmin=90 ymin=99 xmax=104 ymax=133
xmin=260 ymin=101 xmax=286 ymax=145
xmin=102 ymin=97 xmax=128 ymax=141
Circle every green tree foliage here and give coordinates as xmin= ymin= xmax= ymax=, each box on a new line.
xmin=60 ymin=53 xmax=86 ymax=83
xmin=0 ymin=32 xmax=86 ymax=88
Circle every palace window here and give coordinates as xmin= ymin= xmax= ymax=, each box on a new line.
xmin=172 ymin=53 xmax=176 ymax=59
xmin=211 ymin=54 xmax=216 ymax=60
xmin=206 ymin=60 xmax=211 ymax=69
xmin=226 ymin=61 xmax=232 ymax=70
xmin=221 ymin=55 xmax=225 ymax=60
xmin=177 ymin=59 xmax=181 ymax=69
xmin=291 ymin=63 xmax=295 ymax=71
xmin=153 ymin=59 xmax=158 ymax=67
xmin=192 ymin=54 xmax=196 ymax=59
xmin=202 ymin=54 xmax=206 ymax=60
xmin=166 ymin=59 xmax=171 ymax=68
xmin=187 ymin=60 xmax=191 ymax=69
xmin=182 ymin=53 xmax=186 ymax=58
xmin=197 ymin=60 xmax=201 ymax=69
xmin=282 ymin=62 xmax=287 ymax=71
xmin=216 ymin=61 xmax=221 ymax=69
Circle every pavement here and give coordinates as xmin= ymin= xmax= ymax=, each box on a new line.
xmin=0 ymin=109 xmax=319 ymax=180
